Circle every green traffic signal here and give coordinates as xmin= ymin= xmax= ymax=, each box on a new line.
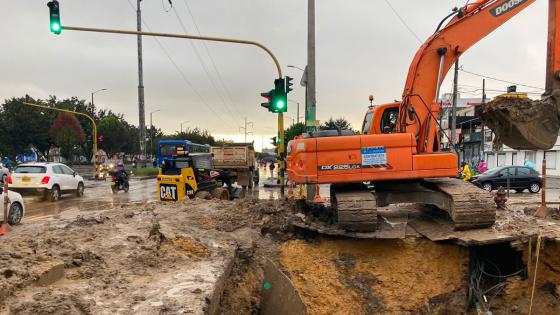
xmin=260 ymin=78 xmax=290 ymax=113
xmin=47 ymin=1 xmax=62 ymax=35
xmin=272 ymin=78 xmax=287 ymax=113
xmin=52 ymin=23 xmax=61 ymax=32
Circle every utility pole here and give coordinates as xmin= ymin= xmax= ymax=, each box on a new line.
xmin=240 ymin=117 xmax=253 ymax=142
xmin=481 ymin=79 xmax=486 ymax=160
xmin=149 ymin=109 xmax=160 ymax=161
xmin=137 ymin=0 xmax=147 ymax=167
xmin=450 ymin=60 xmax=459 ymax=155
xmin=307 ymin=0 xmax=316 ymax=130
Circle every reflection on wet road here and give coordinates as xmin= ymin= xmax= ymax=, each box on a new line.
xmin=24 ymin=178 xmax=157 ymax=218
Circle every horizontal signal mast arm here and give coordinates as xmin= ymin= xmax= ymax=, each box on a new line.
xmin=399 ymin=0 xmax=536 ymax=153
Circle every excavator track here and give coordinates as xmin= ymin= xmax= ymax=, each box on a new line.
xmin=422 ymin=178 xmax=496 ymax=230
xmin=332 ymin=187 xmax=377 ymax=232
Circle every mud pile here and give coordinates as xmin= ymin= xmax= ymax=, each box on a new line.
xmin=280 ymin=238 xmax=468 ymax=314
xmin=481 ymin=96 xmax=559 ymax=150
xmin=0 ymin=198 xmax=291 ymax=314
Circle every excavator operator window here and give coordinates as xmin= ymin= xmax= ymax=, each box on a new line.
xmin=381 ymin=108 xmax=399 ymax=134
xmin=362 ymin=112 xmax=374 ymax=134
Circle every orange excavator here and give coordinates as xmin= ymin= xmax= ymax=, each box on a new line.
xmin=287 ymin=0 xmax=558 ymax=233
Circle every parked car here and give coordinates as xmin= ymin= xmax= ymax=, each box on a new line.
xmin=0 ymin=164 xmax=9 ymax=183
xmin=0 ymin=186 xmax=25 ymax=225
xmin=8 ymin=162 xmax=85 ymax=201
xmin=471 ymin=166 xmax=542 ymax=193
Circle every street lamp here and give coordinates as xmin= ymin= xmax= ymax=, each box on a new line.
xmin=91 ymin=88 xmax=108 ymax=107
xmin=287 ymin=65 xmax=305 ymax=72
xmin=180 ymin=120 xmax=189 ymax=134
xmin=149 ymin=109 xmax=161 ymax=161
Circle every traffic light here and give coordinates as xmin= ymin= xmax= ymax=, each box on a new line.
xmin=47 ymin=1 xmax=62 ymax=35
xmin=271 ymin=136 xmax=277 ymax=146
xmin=260 ymin=78 xmax=289 ymax=113
xmin=272 ymin=78 xmax=287 ymax=113
xmin=286 ymin=76 xmax=293 ymax=94
xmin=98 ymin=135 xmax=104 ymax=142
xmin=261 ymin=89 xmax=274 ymax=111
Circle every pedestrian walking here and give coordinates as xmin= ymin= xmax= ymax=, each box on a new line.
xmin=477 ymin=159 xmax=488 ymax=174
xmin=269 ymin=162 xmax=276 ymax=178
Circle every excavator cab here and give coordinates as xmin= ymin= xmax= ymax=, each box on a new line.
xmin=361 ymin=103 xmax=400 ymax=135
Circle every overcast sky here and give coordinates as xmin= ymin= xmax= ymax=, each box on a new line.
xmin=0 ymin=0 xmax=547 ymax=150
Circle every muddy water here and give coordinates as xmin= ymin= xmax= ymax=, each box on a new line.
xmin=23 ymin=178 xmax=157 ymax=219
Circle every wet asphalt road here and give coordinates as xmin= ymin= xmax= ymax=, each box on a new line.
xmin=23 ymin=165 xmax=281 ymax=219
xmin=23 ymin=178 xmax=158 ymax=218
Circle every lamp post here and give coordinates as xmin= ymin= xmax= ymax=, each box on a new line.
xmin=149 ymin=109 xmax=161 ymax=161
xmin=180 ymin=120 xmax=189 ymax=134
xmin=91 ymin=88 xmax=107 ymax=107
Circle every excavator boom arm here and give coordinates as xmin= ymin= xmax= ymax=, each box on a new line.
xmin=400 ymin=0 xmax=536 ymax=152
xmin=546 ymin=0 xmax=560 ymax=93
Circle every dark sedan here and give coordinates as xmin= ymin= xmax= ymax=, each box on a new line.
xmin=471 ymin=166 xmax=542 ymax=193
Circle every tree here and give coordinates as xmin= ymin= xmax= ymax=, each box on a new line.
xmin=98 ymin=115 xmax=127 ymax=155
xmin=50 ymin=113 xmax=86 ymax=160
xmin=284 ymin=123 xmax=306 ymax=144
xmin=320 ymin=117 xmax=353 ymax=131
xmin=163 ymin=128 xmax=216 ymax=146
xmin=0 ymin=96 xmax=55 ymax=158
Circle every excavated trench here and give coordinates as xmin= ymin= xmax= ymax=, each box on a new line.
xmin=218 ymin=211 xmax=560 ymax=315
xmin=218 ymin=235 xmax=560 ymax=315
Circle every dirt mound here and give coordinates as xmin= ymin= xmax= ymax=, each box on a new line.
xmin=481 ymin=96 xmax=559 ymax=150
xmin=172 ymin=237 xmax=209 ymax=259
xmin=280 ymin=238 xmax=467 ymax=314
xmin=10 ymin=290 xmax=94 ymax=315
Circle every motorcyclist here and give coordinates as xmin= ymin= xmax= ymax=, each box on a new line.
xmin=115 ymin=162 xmax=129 ymax=187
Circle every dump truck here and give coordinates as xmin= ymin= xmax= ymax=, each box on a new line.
xmin=211 ymin=143 xmax=258 ymax=189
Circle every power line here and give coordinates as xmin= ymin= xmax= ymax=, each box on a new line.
xmin=170 ymin=6 xmax=242 ymax=126
xmin=382 ymin=0 xmax=422 ymax=43
xmin=459 ymin=67 xmax=545 ymax=91
xmin=125 ymin=0 xmax=236 ymax=131
xmin=181 ymin=0 xmax=245 ymax=118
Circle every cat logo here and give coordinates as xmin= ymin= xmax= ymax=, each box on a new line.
xmin=160 ymin=184 xmax=178 ymax=201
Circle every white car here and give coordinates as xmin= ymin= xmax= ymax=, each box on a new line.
xmin=0 ymin=187 xmax=25 ymax=225
xmin=8 ymin=162 xmax=85 ymax=202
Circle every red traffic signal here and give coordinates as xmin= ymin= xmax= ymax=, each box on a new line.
xmin=98 ymin=135 xmax=104 ymax=142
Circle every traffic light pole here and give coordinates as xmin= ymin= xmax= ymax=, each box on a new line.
xmin=278 ymin=113 xmax=285 ymax=195
xmin=20 ymin=102 xmax=98 ymax=175
xmin=58 ymin=24 xmax=286 ymax=192
xmin=60 ymin=25 xmax=283 ymax=79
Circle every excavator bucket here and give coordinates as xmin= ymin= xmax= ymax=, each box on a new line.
xmin=480 ymin=95 xmax=560 ymax=150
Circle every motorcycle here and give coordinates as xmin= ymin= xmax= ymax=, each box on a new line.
xmin=110 ymin=171 xmax=129 ymax=193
